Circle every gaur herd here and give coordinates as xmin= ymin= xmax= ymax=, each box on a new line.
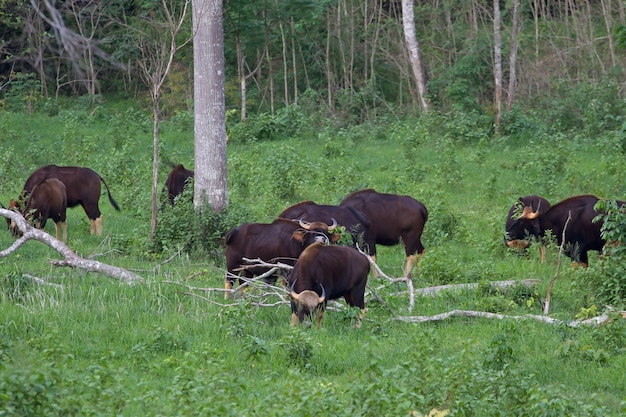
xmin=1 ymin=163 xmax=624 ymax=327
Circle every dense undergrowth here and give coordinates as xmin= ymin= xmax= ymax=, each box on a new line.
xmin=1 ymin=85 xmax=626 ymax=415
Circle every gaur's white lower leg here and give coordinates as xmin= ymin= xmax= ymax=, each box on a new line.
xmin=95 ymin=216 xmax=103 ymax=236
xmin=354 ymin=308 xmax=366 ymax=329
xmin=55 ymin=221 xmax=67 ymax=243
xmin=224 ymin=278 xmax=233 ymax=299
xmin=371 ymin=254 xmax=380 ymax=277
xmin=403 ymin=254 xmax=416 ymax=278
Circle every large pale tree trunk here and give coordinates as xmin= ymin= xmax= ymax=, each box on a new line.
xmin=193 ymin=0 xmax=228 ymax=211
xmin=401 ymin=0 xmax=429 ymax=112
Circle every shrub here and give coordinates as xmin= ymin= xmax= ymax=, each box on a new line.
xmin=576 ymin=200 xmax=626 ymax=307
xmin=151 ymin=185 xmax=249 ymax=259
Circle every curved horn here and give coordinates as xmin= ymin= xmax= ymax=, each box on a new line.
xmin=518 ymin=206 xmax=532 ymax=219
xmin=519 ymin=206 xmax=540 ymax=220
xmin=318 ymin=283 xmax=326 ymax=304
xmin=299 ymin=219 xmax=311 ymax=230
xmin=328 ymin=218 xmax=338 ymax=231
xmin=527 ymin=203 xmax=540 ymax=219
xmin=290 ymin=279 xmax=300 ymax=301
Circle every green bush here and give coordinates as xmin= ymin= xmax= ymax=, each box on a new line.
xmin=151 ymin=184 xmax=248 ymax=258
xmin=576 ymin=200 xmax=626 ymax=307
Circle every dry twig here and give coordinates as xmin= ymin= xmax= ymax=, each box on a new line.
xmin=544 ymin=210 xmax=572 ymax=315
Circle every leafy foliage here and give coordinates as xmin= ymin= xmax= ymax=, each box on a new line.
xmin=577 ymin=200 xmax=626 ymax=307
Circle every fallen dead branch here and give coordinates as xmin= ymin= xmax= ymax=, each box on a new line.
xmin=168 ymin=268 xmax=621 ymax=328
xmin=356 ymin=246 xmax=415 ymax=311
xmin=0 ymin=208 xmax=143 ymax=284
xmin=394 ymin=308 xmax=622 ymax=327
xmin=409 ymin=279 xmax=541 ymax=297
xmin=23 ymin=273 xmax=64 ymax=288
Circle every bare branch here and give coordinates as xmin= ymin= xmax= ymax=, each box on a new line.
xmin=412 ymin=279 xmax=540 ymax=297
xmin=544 ymin=210 xmax=572 ymax=315
xmin=23 ymin=273 xmax=64 ymax=288
xmin=394 ymin=308 xmax=620 ymax=327
xmin=356 ymin=245 xmax=415 ymax=311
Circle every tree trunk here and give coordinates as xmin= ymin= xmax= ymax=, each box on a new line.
xmin=290 ymin=16 xmax=298 ymax=105
xmin=401 ymin=0 xmax=429 ymax=112
xmin=193 ymin=0 xmax=228 ymax=211
xmin=325 ymin=16 xmax=333 ymax=112
xmin=236 ymin=37 xmax=247 ymax=122
xmin=134 ymin=0 xmax=190 ymax=238
xmin=150 ymin=91 xmax=160 ymax=239
xmin=278 ymin=20 xmax=289 ymax=106
xmin=493 ymin=0 xmax=503 ymax=130
xmin=507 ymin=0 xmax=521 ymax=111
xmin=600 ymin=0 xmax=617 ymax=68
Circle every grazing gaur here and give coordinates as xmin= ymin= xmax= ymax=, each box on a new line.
xmin=288 ymin=242 xmax=370 ymax=327
xmin=340 ymin=188 xmax=428 ymax=277
xmin=9 ymin=178 xmax=68 ymax=242
xmin=224 ymin=218 xmax=340 ymax=297
xmin=504 ymin=195 xmax=551 ymax=262
xmin=164 ymin=163 xmax=194 ymax=204
xmin=20 ymin=165 xmax=119 ymax=236
xmin=279 ymin=200 xmax=370 ymax=248
xmin=505 ymin=194 xmax=625 ymax=267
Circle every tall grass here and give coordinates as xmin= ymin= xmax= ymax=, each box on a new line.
xmin=1 ymin=95 xmax=626 ymax=415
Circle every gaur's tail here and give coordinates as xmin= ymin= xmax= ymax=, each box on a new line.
xmin=100 ymin=177 xmax=121 ymax=211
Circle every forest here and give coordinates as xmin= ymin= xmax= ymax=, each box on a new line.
xmin=0 ymin=0 xmax=624 ymax=122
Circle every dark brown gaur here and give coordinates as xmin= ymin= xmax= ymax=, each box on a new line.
xmin=163 ymin=164 xmax=194 ymax=204
xmin=340 ymin=188 xmax=428 ymax=278
xmin=505 ymin=194 xmax=626 ymax=267
xmin=288 ymin=242 xmax=370 ymax=328
xmin=504 ymin=195 xmax=551 ymax=262
xmin=279 ymin=200 xmax=370 ymax=249
xmin=224 ymin=218 xmax=340 ymax=299
xmin=20 ymin=165 xmax=119 ymax=236
xmin=9 ymin=178 xmax=68 ymax=242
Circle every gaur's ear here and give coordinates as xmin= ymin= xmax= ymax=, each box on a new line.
xmin=292 ymin=230 xmax=305 ymax=242
xmin=330 ymin=233 xmax=341 ymax=244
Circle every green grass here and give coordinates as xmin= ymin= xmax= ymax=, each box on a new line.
xmin=1 ymin=101 xmax=626 ymax=415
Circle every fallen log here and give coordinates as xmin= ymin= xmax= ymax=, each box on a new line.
xmin=412 ymin=279 xmax=541 ymax=297
xmin=394 ymin=308 xmax=622 ymax=327
xmin=0 ymin=208 xmax=143 ymax=284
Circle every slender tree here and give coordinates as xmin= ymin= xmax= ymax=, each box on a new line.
xmin=193 ymin=0 xmax=228 ymax=211
xmin=401 ymin=0 xmax=429 ymax=111
xmin=493 ymin=0 xmax=503 ymax=129
xmin=507 ymin=0 xmax=521 ymax=111
xmin=133 ymin=0 xmax=190 ymax=239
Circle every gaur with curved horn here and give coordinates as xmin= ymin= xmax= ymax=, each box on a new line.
xmin=288 ymin=242 xmax=369 ymax=328
xmin=224 ymin=218 xmax=340 ymax=299
xmin=279 ymin=200 xmax=370 ymax=249
xmin=504 ymin=195 xmax=551 ymax=262
xmin=505 ymin=194 xmax=626 ymax=267
xmin=289 ymin=279 xmax=326 ymax=325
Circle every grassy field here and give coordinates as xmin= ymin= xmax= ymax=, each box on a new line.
xmin=1 ymin=101 xmax=625 ymax=416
